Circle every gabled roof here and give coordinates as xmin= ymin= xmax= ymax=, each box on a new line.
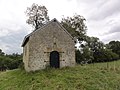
xmin=21 ymin=18 xmax=74 ymax=47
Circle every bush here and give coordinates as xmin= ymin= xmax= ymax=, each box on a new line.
xmin=75 ymin=49 xmax=93 ymax=64
xmin=93 ymin=49 xmax=119 ymax=63
xmin=0 ymin=53 xmax=23 ymax=71
xmin=76 ymin=48 xmax=119 ymax=64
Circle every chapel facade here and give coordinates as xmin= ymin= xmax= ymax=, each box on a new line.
xmin=22 ymin=19 xmax=75 ymax=72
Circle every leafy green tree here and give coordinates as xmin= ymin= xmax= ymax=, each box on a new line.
xmin=61 ymin=14 xmax=87 ymax=43
xmin=6 ymin=53 xmax=23 ymax=69
xmin=107 ymin=41 xmax=120 ymax=58
xmin=85 ymin=36 xmax=104 ymax=52
xmin=0 ymin=49 xmax=5 ymax=56
xmin=0 ymin=56 xmax=12 ymax=71
xmin=26 ymin=3 xmax=49 ymax=30
xmin=75 ymin=46 xmax=94 ymax=64
xmin=83 ymin=36 xmax=105 ymax=63
xmin=82 ymin=46 xmax=94 ymax=63
xmin=61 ymin=14 xmax=89 ymax=64
xmin=75 ymin=49 xmax=82 ymax=64
xmin=0 ymin=51 xmax=23 ymax=71
xmin=101 ymin=49 xmax=118 ymax=62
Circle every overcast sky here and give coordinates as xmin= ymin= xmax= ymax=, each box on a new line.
xmin=0 ymin=0 xmax=120 ymax=54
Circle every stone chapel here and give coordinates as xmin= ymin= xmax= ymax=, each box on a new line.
xmin=22 ymin=18 xmax=76 ymax=72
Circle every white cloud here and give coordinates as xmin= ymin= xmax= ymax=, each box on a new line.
xmin=0 ymin=0 xmax=120 ymax=54
xmin=86 ymin=0 xmax=120 ymax=20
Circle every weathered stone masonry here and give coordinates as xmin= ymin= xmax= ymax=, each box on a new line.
xmin=22 ymin=19 xmax=76 ymax=72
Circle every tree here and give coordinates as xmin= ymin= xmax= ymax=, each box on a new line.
xmin=61 ymin=14 xmax=87 ymax=43
xmin=26 ymin=3 xmax=49 ymax=30
xmin=5 ymin=53 xmax=23 ymax=69
xmin=85 ymin=36 xmax=105 ymax=52
xmin=107 ymin=41 xmax=120 ymax=58
xmin=0 ymin=49 xmax=5 ymax=56
xmin=75 ymin=49 xmax=82 ymax=64
xmin=61 ymin=14 xmax=89 ymax=64
xmin=0 ymin=51 xmax=23 ymax=71
xmin=83 ymin=36 xmax=105 ymax=63
xmin=84 ymin=37 xmax=119 ymax=63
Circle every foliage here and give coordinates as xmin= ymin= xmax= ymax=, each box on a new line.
xmin=61 ymin=14 xmax=87 ymax=43
xmin=60 ymin=14 xmax=119 ymax=63
xmin=75 ymin=47 xmax=93 ymax=64
xmin=26 ymin=3 xmax=49 ymax=30
xmin=75 ymin=49 xmax=83 ymax=63
xmin=76 ymin=36 xmax=119 ymax=64
xmin=0 ymin=49 xmax=22 ymax=71
xmin=93 ymin=49 xmax=119 ymax=63
xmin=61 ymin=14 xmax=120 ymax=64
xmin=85 ymin=36 xmax=105 ymax=52
xmin=0 ymin=49 xmax=5 ymax=56
xmin=0 ymin=60 xmax=120 ymax=90
xmin=107 ymin=41 xmax=120 ymax=58
xmin=0 ymin=56 xmax=12 ymax=70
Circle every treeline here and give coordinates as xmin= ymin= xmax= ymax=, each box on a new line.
xmin=0 ymin=50 xmax=22 ymax=71
xmin=60 ymin=14 xmax=120 ymax=64
xmin=76 ymin=39 xmax=120 ymax=64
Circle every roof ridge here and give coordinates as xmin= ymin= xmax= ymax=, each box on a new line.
xmin=21 ymin=18 xmax=74 ymax=47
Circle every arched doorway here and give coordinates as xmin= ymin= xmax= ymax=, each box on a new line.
xmin=50 ymin=51 xmax=60 ymax=68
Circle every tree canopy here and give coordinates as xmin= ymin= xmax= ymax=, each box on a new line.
xmin=61 ymin=14 xmax=87 ymax=43
xmin=0 ymin=50 xmax=22 ymax=71
xmin=26 ymin=3 xmax=49 ymax=30
xmin=0 ymin=49 xmax=5 ymax=56
xmin=107 ymin=41 xmax=120 ymax=58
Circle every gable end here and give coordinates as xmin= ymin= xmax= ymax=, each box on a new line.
xmin=21 ymin=18 xmax=75 ymax=47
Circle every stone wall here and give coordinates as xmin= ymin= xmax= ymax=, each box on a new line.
xmin=23 ymin=42 xmax=30 ymax=71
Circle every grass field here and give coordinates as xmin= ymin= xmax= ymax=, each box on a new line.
xmin=0 ymin=60 xmax=120 ymax=90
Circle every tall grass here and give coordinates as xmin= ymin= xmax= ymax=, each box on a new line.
xmin=0 ymin=60 xmax=120 ymax=90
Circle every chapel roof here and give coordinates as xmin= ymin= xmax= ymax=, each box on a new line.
xmin=21 ymin=18 xmax=74 ymax=47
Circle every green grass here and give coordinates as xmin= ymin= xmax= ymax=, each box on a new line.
xmin=0 ymin=60 xmax=120 ymax=90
